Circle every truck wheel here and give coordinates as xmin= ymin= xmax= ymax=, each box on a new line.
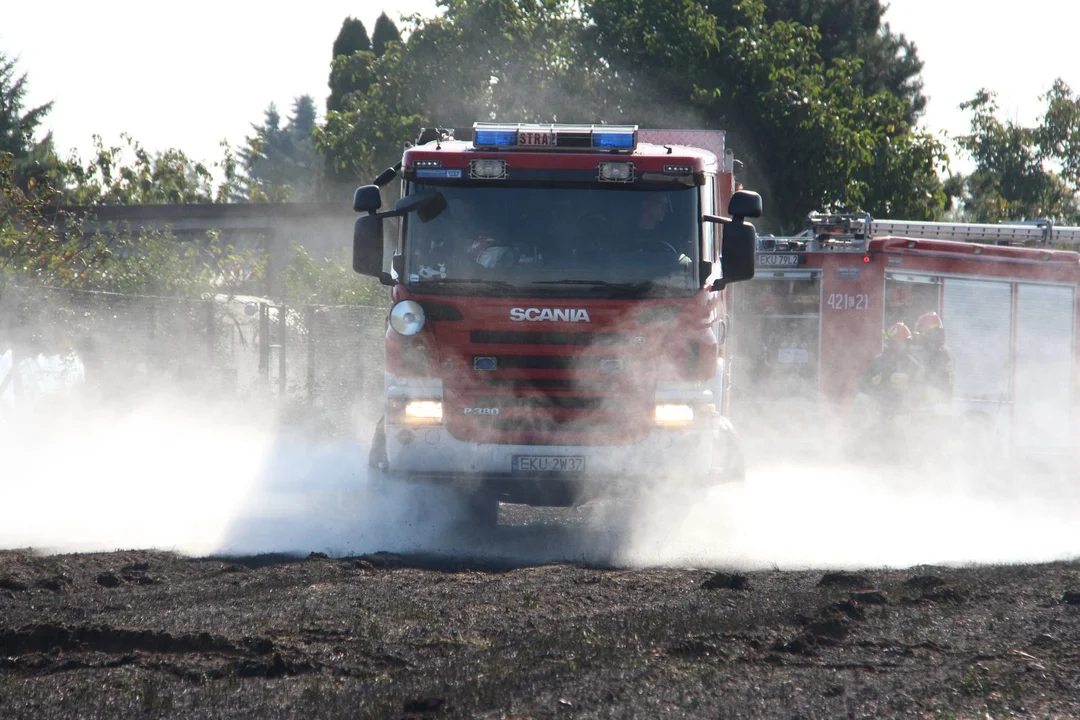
xmin=454 ymin=491 xmax=499 ymax=530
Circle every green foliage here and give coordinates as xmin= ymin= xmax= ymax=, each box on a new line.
xmin=279 ymin=243 xmax=385 ymax=306
xmin=371 ymin=12 xmax=402 ymax=57
xmin=316 ymin=0 xmax=949 ymax=230
xmin=328 ymin=17 xmax=373 ymax=116
xmin=584 ymin=0 xmax=948 ymax=228
xmin=323 ymin=12 xmax=405 ymax=188
xmin=60 ymin=134 xmax=240 ymax=205
xmin=235 ymin=96 xmax=324 ymax=203
xmin=761 ymin=0 xmax=926 ymax=120
xmin=0 ymin=49 xmax=61 ymax=192
xmin=332 ymin=17 xmax=372 ymax=61
xmin=952 ymin=82 xmax=1080 ymax=224
xmin=1 ymin=152 xmax=261 ymax=297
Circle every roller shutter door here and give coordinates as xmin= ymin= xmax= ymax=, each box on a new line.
xmin=942 ymin=278 xmax=1013 ymax=405
xmin=1013 ymin=284 xmax=1075 ymax=451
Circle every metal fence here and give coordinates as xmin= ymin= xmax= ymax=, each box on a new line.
xmin=0 ymin=283 xmax=389 ymax=434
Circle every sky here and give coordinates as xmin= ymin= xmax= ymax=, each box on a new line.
xmin=4 ymin=0 xmax=1079 ymax=180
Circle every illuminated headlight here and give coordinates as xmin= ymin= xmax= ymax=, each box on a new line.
xmin=598 ymin=161 xmax=634 ymax=182
xmin=390 ymin=398 xmax=443 ymax=425
xmin=389 ymin=300 xmax=425 ymax=336
xmin=403 ymin=400 xmax=443 ymax=424
xmin=654 ymin=403 xmax=694 ymax=427
xmin=470 ymin=159 xmax=507 ymax=179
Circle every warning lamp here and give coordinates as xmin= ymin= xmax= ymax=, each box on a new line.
xmin=862 ymin=254 xmax=872 ymax=263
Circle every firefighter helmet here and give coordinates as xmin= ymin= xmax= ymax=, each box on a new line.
xmin=885 ymin=322 xmax=912 ymax=342
xmin=915 ymin=311 xmax=943 ymax=334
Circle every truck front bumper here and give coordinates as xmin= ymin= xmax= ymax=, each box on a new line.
xmin=382 ymin=422 xmax=724 ymax=505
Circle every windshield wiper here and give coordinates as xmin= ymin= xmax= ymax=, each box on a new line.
xmin=413 ymin=278 xmax=514 ymax=291
xmin=532 ymin=279 xmax=647 ymax=287
xmin=533 ymin=279 xmax=660 ymax=292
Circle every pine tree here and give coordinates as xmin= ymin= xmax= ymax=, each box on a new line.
xmin=0 ymin=50 xmax=58 ymax=192
xmin=236 ymin=97 xmax=322 ymax=202
xmin=328 ymin=17 xmax=373 ymax=114
xmin=371 ymin=13 xmax=401 ymax=57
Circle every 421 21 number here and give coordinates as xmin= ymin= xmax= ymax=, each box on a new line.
xmin=826 ymin=293 xmax=869 ymax=311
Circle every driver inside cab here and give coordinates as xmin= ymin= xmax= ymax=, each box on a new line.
xmin=629 ymin=193 xmax=693 ymax=269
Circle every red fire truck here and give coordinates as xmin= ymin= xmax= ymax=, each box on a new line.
xmin=349 ymin=123 xmax=762 ymax=524
xmin=729 ymin=213 xmax=1080 ymax=465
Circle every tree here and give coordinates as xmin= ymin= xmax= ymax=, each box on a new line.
xmin=317 ymin=0 xmax=949 ymax=229
xmin=327 ymin=17 xmax=373 ymax=115
xmin=584 ymin=0 xmax=947 ymax=228
xmin=951 ymin=82 xmax=1080 ymax=224
xmin=318 ymin=0 xmax=610 ymax=184
xmin=0 ymin=50 xmax=59 ymax=192
xmin=760 ymin=0 xmax=926 ymax=121
xmin=234 ymin=98 xmax=323 ymax=203
xmin=1 ymin=150 xmax=259 ymax=296
xmin=61 ymin=133 xmax=239 ymax=205
xmin=371 ymin=13 xmax=402 ymax=57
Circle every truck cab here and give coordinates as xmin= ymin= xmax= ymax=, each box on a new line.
xmin=350 ymin=123 xmax=762 ymax=525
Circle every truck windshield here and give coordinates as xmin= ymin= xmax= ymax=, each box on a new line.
xmin=403 ymin=184 xmax=700 ymax=296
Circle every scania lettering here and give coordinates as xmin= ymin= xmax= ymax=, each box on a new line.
xmin=509 ymin=308 xmax=591 ymax=323
xmin=351 ymin=122 xmax=762 ymax=527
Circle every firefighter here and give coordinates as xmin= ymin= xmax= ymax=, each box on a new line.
xmin=855 ymin=322 xmax=923 ymax=420
xmin=629 ymin=193 xmax=693 ymax=270
xmin=912 ymin=311 xmax=955 ymax=406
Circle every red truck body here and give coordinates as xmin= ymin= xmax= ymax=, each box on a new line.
xmin=351 ymin=124 xmax=761 ymax=514
xmin=730 ymin=217 xmax=1080 ymax=462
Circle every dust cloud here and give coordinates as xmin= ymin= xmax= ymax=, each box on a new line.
xmin=0 ymin=394 xmax=454 ymax=558
xmin=2 ymin=391 xmax=1078 ymax=571
xmin=601 ymin=460 xmax=1080 ymax=570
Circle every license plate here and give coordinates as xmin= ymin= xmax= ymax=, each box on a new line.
xmin=512 ymin=455 xmax=586 ymax=473
xmin=757 ymin=253 xmax=801 ymax=267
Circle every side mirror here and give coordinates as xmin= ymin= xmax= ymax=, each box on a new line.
xmin=728 ymin=190 xmax=762 ymax=220
xmin=353 ymin=215 xmax=384 ymax=277
xmin=719 ymin=221 xmax=757 ymax=285
xmin=374 ymin=164 xmax=400 ymax=187
xmin=353 ymin=185 xmax=382 ymax=214
xmin=395 ymin=190 xmax=447 ymax=223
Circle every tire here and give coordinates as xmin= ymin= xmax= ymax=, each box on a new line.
xmin=454 ymin=490 xmax=499 ymax=530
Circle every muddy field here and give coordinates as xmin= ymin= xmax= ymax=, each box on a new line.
xmin=2 ymin=523 xmax=1080 ymax=719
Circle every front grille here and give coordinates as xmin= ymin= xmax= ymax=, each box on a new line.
xmin=444 ymin=326 xmax=651 ymax=445
xmin=479 ymin=355 xmax=622 ymax=371
xmin=470 ymin=330 xmax=626 ymax=346
xmin=471 ymin=395 xmax=618 ymax=410
xmin=483 ymin=419 xmax=625 ymax=433
xmin=445 ymin=387 xmax=650 ymax=446
xmin=477 ymin=378 xmax=620 ymax=391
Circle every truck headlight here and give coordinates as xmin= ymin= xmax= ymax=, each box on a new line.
xmin=654 ymin=403 xmax=694 ymax=427
xmin=390 ymin=398 xmax=443 ymax=425
xmin=390 ymin=300 xmax=425 ymax=336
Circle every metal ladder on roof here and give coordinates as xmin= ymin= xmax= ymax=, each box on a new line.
xmin=806 ymin=212 xmax=1080 ymax=248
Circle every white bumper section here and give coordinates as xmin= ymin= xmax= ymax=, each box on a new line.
xmin=382 ymin=376 xmax=723 ymax=480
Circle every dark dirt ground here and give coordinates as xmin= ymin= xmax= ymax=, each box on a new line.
xmin=2 ymin=533 xmax=1080 ymax=720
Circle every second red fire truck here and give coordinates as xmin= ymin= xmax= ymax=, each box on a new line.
xmin=729 ymin=213 xmax=1080 ymax=465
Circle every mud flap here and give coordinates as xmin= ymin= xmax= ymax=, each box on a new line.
xmin=368 ymin=416 xmax=388 ymax=470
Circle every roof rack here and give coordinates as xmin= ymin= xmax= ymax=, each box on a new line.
xmin=785 ymin=212 xmax=1080 ymax=250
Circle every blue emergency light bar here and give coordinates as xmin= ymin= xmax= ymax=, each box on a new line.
xmin=472 ymin=122 xmax=638 ymax=153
